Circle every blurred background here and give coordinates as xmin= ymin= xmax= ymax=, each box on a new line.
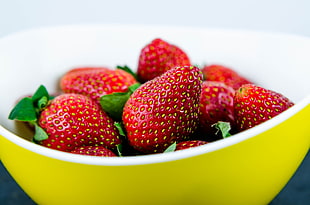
xmin=0 ymin=0 xmax=309 ymax=204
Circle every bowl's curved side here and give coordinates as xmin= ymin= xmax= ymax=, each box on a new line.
xmin=0 ymin=103 xmax=309 ymax=205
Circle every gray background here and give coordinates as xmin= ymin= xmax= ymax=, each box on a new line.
xmin=0 ymin=0 xmax=309 ymax=204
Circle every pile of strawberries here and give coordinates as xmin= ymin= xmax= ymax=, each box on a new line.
xmin=9 ymin=38 xmax=294 ymax=157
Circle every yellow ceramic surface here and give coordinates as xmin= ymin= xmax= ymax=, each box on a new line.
xmin=0 ymin=25 xmax=309 ymax=205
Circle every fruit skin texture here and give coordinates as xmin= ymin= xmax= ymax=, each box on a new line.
xmin=199 ymin=81 xmax=235 ymax=136
xmin=137 ymin=38 xmax=191 ymax=82
xmin=123 ymin=66 xmax=203 ymax=154
xmin=234 ymin=84 xmax=294 ymax=131
xmin=176 ymin=140 xmax=208 ymax=151
xmin=38 ymin=93 xmax=122 ymax=151
xmin=70 ymin=146 xmax=117 ymax=157
xmin=202 ymin=64 xmax=252 ymax=90
xmin=60 ymin=67 xmax=138 ymax=103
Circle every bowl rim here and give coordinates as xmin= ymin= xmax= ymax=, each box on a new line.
xmin=0 ymin=24 xmax=309 ymax=166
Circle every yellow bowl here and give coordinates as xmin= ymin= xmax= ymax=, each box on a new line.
xmin=0 ymin=25 xmax=309 ymax=205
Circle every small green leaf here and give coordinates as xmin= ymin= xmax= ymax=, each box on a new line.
xmin=164 ymin=142 xmax=177 ymax=153
xmin=37 ymin=96 xmax=49 ymax=110
xmin=128 ymin=83 xmax=141 ymax=93
xmin=100 ymin=83 xmax=140 ymax=120
xmin=117 ymin=65 xmax=138 ymax=81
xmin=8 ymin=85 xmax=52 ymax=122
xmin=114 ymin=122 xmax=126 ymax=137
xmin=32 ymin=85 xmax=51 ymax=111
xmin=8 ymin=97 xmax=37 ymax=121
xmin=193 ymin=64 xmax=203 ymax=69
xmin=116 ymin=144 xmax=123 ymax=157
xmin=213 ymin=121 xmax=232 ymax=138
xmin=100 ymin=92 xmax=131 ymax=121
xmin=32 ymin=85 xmax=49 ymax=102
xmin=33 ymin=123 xmax=49 ymax=141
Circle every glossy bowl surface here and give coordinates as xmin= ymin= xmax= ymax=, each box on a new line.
xmin=0 ymin=24 xmax=309 ymax=205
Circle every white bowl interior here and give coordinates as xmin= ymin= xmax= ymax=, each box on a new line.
xmin=0 ymin=24 xmax=309 ymax=164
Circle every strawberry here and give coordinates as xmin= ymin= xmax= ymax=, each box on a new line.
xmin=202 ymin=64 xmax=252 ymax=90
xmin=176 ymin=140 xmax=208 ymax=151
xmin=198 ymin=81 xmax=235 ymax=137
xmin=123 ymin=65 xmax=203 ymax=154
xmin=60 ymin=66 xmax=138 ymax=103
xmin=38 ymin=93 xmax=122 ymax=151
xmin=234 ymin=84 xmax=294 ymax=131
xmin=70 ymin=146 xmax=117 ymax=157
xmin=137 ymin=38 xmax=191 ymax=82
xmin=9 ymin=85 xmax=122 ymax=152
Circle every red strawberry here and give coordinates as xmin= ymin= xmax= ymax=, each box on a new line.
xmin=176 ymin=140 xmax=208 ymax=151
xmin=199 ymin=81 xmax=235 ymax=136
xmin=202 ymin=64 xmax=252 ymax=90
xmin=137 ymin=38 xmax=191 ymax=82
xmin=38 ymin=93 xmax=122 ymax=151
xmin=60 ymin=67 xmax=138 ymax=103
xmin=234 ymin=84 xmax=294 ymax=131
xmin=9 ymin=86 xmax=123 ymax=152
xmin=70 ymin=146 xmax=117 ymax=157
xmin=123 ymin=65 xmax=203 ymax=154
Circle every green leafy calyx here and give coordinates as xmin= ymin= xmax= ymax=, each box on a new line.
xmin=117 ymin=65 xmax=139 ymax=81
xmin=8 ymin=85 xmax=52 ymax=141
xmin=9 ymin=85 xmax=51 ymax=121
xmin=100 ymin=83 xmax=140 ymax=121
xmin=213 ymin=121 xmax=232 ymax=138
